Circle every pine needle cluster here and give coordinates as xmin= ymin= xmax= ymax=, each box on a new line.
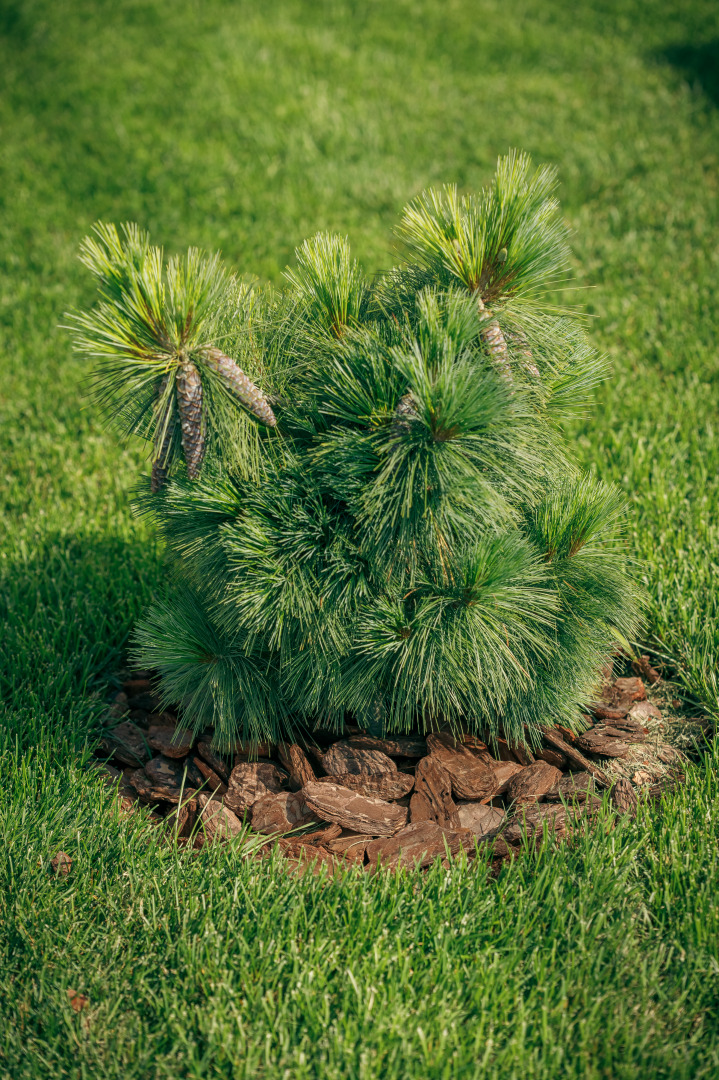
xmin=71 ymin=152 xmax=641 ymax=749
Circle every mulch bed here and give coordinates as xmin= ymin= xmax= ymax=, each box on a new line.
xmin=91 ymin=657 xmax=706 ymax=875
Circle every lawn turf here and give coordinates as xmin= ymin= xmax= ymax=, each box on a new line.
xmin=1 ymin=1 xmax=718 ymax=1076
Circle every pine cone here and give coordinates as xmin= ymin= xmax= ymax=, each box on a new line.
xmin=476 ymin=296 xmax=512 ymax=381
xmin=206 ymin=348 xmax=276 ymax=427
xmin=508 ymin=330 xmax=540 ymax=378
xmin=176 ymin=361 xmax=205 ymax=479
xmin=393 ymin=391 xmax=418 ymax=434
xmin=150 ymin=374 xmax=176 ymax=492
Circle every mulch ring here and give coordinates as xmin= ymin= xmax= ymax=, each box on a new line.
xmin=90 ymin=658 xmax=708 ymax=876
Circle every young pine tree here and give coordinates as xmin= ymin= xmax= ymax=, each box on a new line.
xmin=70 ymin=152 xmax=640 ymax=750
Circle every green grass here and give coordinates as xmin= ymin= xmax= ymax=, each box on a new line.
xmin=1 ymin=0 xmax=718 ymax=1075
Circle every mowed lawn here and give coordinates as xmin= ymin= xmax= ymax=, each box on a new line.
xmin=1 ymin=1 xmax=718 ymax=1077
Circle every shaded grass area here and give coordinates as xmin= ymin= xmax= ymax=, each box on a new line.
xmin=1 ymin=0 xmax=718 ymax=1074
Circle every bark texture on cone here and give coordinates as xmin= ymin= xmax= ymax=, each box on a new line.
xmin=476 ymin=295 xmax=512 ymax=381
xmin=507 ymin=329 xmax=540 ymax=377
xmin=206 ymin=348 xmax=276 ymax=427
xmin=176 ymin=361 xmax=205 ymax=478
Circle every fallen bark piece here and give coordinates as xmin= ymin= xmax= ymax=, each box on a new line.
xmin=506 ymin=761 xmax=562 ymax=805
xmin=50 ymin=851 xmax=72 ymax=877
xmin=576 ymin=730 xmax=630 ymax=758
xmin=196 ymin=740 xmax=232 ymax=782
xmin=611 ymin=778 xmax=638 ymax=816
xmin=326 ymin=832 xmax=372 ymax=864
xmin=316 ymin=771 xmax=414 ymax=801
xmin=321 ymin=741 xmax=396 ymax=777
xmin=233 ymin=741 xmax=272 ymax=762
xmin=347 ymin=734 xmax=427 ymax=758
xmin=132 ymin=755 xmax=190 ymax=801
xmin=456 ymin=802 xmax=505 ymax=838
xmin=510 ymin=742 xmax=536 ymax=766
xmin=535 ymin=747 xmax=567 ymax=769
xmin=366 ymin=821 xmax=471 ymax=870
xmin=590 ymin=700 xmax=633 ymax=721
xmin=627 ymin=700 xmax=662 ymax=724
xmin=147 ymin=722 xmax=194 ymax=759
xmin=123 ymin=677 xmax=153 ymax=695
xmin=612 ymin=677 xmax=647 ymax=702
xmin=251 ymin=791 xmax=314 ymax=834
xmin=486 ymin=759 xmax=524 ymax=795
xmin=294 ymin=822 xmax=342 ymax=845
xmin=493 ymin=738 xmax=516 ymax=762
xmin=166 ymin=795 xmax=198 ymax=839
xmin=89 ymin=761 xmax=122 ymax=786
xmin=225 ymin=762 xmax=287 ymax=815
xmin=632 ymin=655 xmax=661 ymax=684
xmin=414 ymin=755 xmax=460 ymax=828
xmin=101 ymin=720 xmax=149 ymax=768
xmin=540 ymin=727 xmax=610 ymax=788
xmin=196 ymin=793 xmax=243 ymax=843
xmin=302 ymin=781 xmax=407 ymax=837
xmin=546 ymin=771 xmax=595 ymax=803
xmin=192 ymin=756 xmax=228 ymax=795
xmin=426 ymin=732 xmax=499 ymax=800
xmin=409 ymin=790 xmax=436 ymax=823
xmin=503 ymin=803 xmax=570 ymax=844
xmin=277 ymin=743 xmax=316 ymax=790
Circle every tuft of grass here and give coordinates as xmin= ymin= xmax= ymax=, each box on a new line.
xmin=1 ymin=0 xmax=718 ymax=1074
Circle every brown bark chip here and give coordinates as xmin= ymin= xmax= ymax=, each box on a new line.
xmin=503 ymin=803 xmax=570 ymax=845
xmin=302 ymin=781 xmax=408 ymax=837
xmin=511 ymin=742 xmax=536 ymax=766
xmin=576 ymin=729 xmax=630 ymax=758
xmin=627 ymin=700 xmax=662 ymax=724
xmin=50 ymin=851 xmax=72 ymax=877
xmin=540 ymin=727 xmax=610 ymax=788
xmin=546 ymin=771 xmax=595 ymax=803
xmin=414 ymin=755 xmax=460 ymax=828
xmin=535 ymin=748 xmax=567 ymax=769
xmin=346 ymin=734 xmax=427 ymax=758
xmin=320 ymin=741 xmax=397 ymax=777
xmin=611 ymin=778 xmax=639 ymax=816
xmin=147 ymin=722 xmax=194 ymax=759
xmin=632 ymin=656 xmax=661 ymax=684
xmin=326 ymin=833 xmax=372 ymax=864
xmin=409 ymin=790 xmax=436 ymax=824
xmin=192 ymin=756 xmax=228 ymax=795
xmin=196 ymin=793 xmax=243 ymax=843
xmin=101 ymin=720 xmax=149 ymax=768
xmin=225 ymin=762 xmax=287 ymax=816
xmin=175 ymin=796 xmax=199 ymax=838
xmin=506 ymin=761 xmax=562 ymax=805
xmin=316 ymin=771 xmax=414 ymax=800
xmin=195 ymin=740 xmax=232 ymax=782
xmin=131 ymin=755 xmax=192 ymax=802
xmin=426 ymin=732 xmax=499 ymax=800
xmin=612 ymin=677 xmax=647 ymax=702
xmin=366 ymin=821 xmax=472 ymax=871
xmin=277 ymin=743 xmax=316 ymax=790
xmin=250 ymin=791 xmax=315 ymax=834
xmin=486 ymin=760 xmax=524 ymax=795
xmin=456 ymin=803 xmax=505 ymax=838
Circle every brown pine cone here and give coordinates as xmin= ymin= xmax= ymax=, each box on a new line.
xmin=476 ymin=296 xmax=512 ymax=381
xmin=206 ymin=348 xmax=276 ymax=427
xmin=176 ymin=361 xmax=205 ymax=479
